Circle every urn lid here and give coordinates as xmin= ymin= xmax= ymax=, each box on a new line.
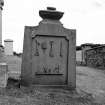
xmin=39 ymin=7 xmax=64 ymax=20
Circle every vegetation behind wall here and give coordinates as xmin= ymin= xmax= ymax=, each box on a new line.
xmin=85 ymin=46 xmax=105 ymax=69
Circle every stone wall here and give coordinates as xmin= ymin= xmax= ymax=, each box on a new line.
xmin=85 ymin=46 xmax=105 ymax=69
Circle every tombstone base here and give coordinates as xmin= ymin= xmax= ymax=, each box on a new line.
xmin=30 ymin=85 xmax=76 ymax=90
xmin=20 ymin=79 xmax=76 ymax=90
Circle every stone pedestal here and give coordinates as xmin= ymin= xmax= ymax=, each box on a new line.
xmin=21 ymin=7 xmax=76 ymax=89
xmin=0 ymin=63 xmax=8 ymax=87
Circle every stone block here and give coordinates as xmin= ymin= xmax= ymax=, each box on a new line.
xmin=21 ymin=7 xmax=76 ymax=89
xmin=0 ymin=63 xmax=8 ymax=87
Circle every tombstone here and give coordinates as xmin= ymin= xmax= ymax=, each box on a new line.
xmin=21 ymin=7 xmax=76 ymax=89
xmin=4 ymin=39 xmax=13 ymax=56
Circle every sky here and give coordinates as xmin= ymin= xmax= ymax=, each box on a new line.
xmin=2 ymin=0 xmax=105 ymax=53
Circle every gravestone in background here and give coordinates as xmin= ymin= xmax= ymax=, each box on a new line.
xmin=0 ymin=63 xmax=8 ymax=87
xmin=21 ymin=7 xmax=76 ymax=89
xmin=0 ymin=46 xmax=8 ymax=88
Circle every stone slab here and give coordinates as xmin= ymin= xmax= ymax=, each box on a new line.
xmin=21 ymin=7 xmax=76 ymax=89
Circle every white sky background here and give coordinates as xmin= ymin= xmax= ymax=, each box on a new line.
xmin=2 ymin=0 xmax=105 ymax=53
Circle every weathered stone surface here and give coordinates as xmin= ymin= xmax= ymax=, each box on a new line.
xmin=0 ymin=63 xmax=8 ymax=87
xmin=4 ymin=39 xmax=13 ymax=55
xmin=0 ymin=0 xmax=4 ymax=45
xmin=0 ymin=46 xmax=7 ymax=87
xmin=21 ymin=7 xmax=76 ymax=89
xmin=85 ymin=46 xmax=105 ymax=69
xmin=0 ymin=46 xmax=5 ymax=62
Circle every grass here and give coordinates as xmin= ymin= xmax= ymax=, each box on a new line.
xmin=0 ymin=55 xmax=105 ymax=104
xmin=0 ymin=86 xmax=95 ymax=105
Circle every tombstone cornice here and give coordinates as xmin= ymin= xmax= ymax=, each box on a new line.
xmin=0 ymin=0 xmax=4 ymax=10
xmin=39 ymin=19 xmax=63 ymax=26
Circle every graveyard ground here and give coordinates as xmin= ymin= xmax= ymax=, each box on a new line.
xmin=0 ymin=55 xmax=105 ymax=104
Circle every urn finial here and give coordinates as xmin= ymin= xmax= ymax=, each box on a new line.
xmin=0 ymin=0 xmax=4 ymax=10
xmin=39 ymin=7 xmax=64 ymax=20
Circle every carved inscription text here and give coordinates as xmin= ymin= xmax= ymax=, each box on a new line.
xmin=32 ymin=36 xmax=68 ymax=76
